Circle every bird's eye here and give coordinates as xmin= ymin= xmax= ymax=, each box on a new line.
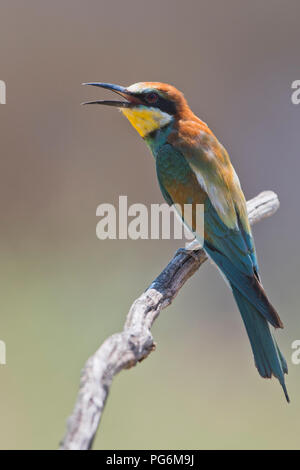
xmin=145 ymin=92 xmax=159 ymax=104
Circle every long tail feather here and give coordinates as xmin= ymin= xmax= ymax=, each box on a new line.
xmin=231 ymin=284 xmax=289 ymax=402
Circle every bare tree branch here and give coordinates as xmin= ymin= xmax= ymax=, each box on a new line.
xmin=60 ymin=190 xmax=280 ymax=450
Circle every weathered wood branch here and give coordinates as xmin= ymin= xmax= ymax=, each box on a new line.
xmin=60 ymin=190 xmax=279 ymax=450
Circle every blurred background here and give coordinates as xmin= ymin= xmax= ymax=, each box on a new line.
xmin=0 ymin=0 xmax=299 ymax=450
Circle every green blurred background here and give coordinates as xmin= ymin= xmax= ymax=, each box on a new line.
xmin=0 ymin=0 xmax=300 ymax=450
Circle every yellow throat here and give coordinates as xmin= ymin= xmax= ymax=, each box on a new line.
xmin=121 ymin=107 xmax=173 ymax=138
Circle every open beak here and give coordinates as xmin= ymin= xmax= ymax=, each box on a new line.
xmin=82 ymin=82 xmax=140 ymax=108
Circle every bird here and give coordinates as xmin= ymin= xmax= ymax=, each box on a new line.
xmin=83 ymin=81 xmax=289 ymax=402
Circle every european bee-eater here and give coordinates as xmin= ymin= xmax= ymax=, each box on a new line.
xmin=83 ymin=81 xmax=289 ymax=402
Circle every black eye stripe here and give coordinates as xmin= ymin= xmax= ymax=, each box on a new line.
xmin=140 ymin=93 xmax=177 ymax=115
xmin=156 ymin=96 xmax=177 ymax=115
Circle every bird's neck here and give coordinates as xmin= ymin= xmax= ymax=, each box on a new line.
xmin=144 ymin=121 xmax=174 ymax=157
xmin=144 ymin=108 xmax=213 ymax=157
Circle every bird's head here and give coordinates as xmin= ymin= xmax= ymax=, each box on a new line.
xmin=82 ymin=82 xmax=189 ymax=138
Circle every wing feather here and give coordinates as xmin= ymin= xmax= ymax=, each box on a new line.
xmin=156 ymin=142 xmax=282 ymax=328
